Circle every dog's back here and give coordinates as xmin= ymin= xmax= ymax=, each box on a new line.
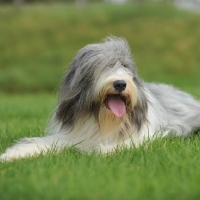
xmin=146 ymin=83 xmax=200 ymax=136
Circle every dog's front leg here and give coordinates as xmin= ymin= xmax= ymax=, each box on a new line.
xmin=0 ymin=134 xmax=71 ymax=162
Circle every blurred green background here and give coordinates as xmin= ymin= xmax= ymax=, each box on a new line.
xmin=0 ymin=0 xmax=200 ymax=96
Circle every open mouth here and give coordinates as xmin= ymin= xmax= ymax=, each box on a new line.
xmin=105 ymin=94 xmax=126 ymax=118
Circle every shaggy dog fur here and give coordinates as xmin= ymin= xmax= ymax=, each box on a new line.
xmin=1 ymin=37 xmax=200 ymax=161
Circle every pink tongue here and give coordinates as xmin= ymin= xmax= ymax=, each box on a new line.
xmin=107 ymin=95 xmax=126 ymax=118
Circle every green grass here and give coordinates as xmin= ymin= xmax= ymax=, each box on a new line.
xmin=1 ymin=2 xmax=200 ymax=200
xmin=1 ymin=94 xmax=200 ymax=200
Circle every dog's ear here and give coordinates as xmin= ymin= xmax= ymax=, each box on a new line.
xmin=55 ymin=58 xmax=94 ymax=128
xmin=131 ymin=77 xmax=148 ymax=131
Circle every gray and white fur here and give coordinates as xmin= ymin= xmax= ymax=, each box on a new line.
xmin=1 ymin=37 xmax=200 ymax=161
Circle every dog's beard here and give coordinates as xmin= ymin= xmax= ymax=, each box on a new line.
xmin=98 ymin=105 xmax=123 ymax=135
xmin=97 ymin=86 xmax=137 ymax=138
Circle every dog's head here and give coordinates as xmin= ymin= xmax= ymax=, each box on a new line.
xmin=55 ymin=37 xmax=148 ymax=134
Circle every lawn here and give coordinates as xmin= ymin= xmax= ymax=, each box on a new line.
xmin=1 ymin=95 xmax=200 ymax=200
xmin=0 ymin=2 xmax=200 ymax=200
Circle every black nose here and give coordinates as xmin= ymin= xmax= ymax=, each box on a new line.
xmin=113 ymin=80 xmax=127 ymax=92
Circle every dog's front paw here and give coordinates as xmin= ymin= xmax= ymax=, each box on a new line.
xmin=0 ymin=145 xmax=40 ymax=162
xmin=0 ymin=149 xmax=24 ymax=162
xmin=0 ymin=152 xmax=15 ymax=162
xmin=0 ymin=147 xmax=38 ymax=162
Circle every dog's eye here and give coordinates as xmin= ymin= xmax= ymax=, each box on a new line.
xmin=123 ymin=64 xmax=127 ymax=68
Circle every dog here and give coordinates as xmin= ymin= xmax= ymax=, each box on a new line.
xmin=1 ymin=37 xmax=200 ymax=161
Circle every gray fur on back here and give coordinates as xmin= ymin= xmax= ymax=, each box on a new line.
xmin=145 ymin=83 xmax=200 ymax=136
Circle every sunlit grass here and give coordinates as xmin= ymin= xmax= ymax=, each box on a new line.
xmin=0 ymin=94 xmax=200 ymax=200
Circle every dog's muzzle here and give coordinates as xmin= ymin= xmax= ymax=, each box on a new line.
xmin=104 ymin=79 xmax=127 ymax=118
